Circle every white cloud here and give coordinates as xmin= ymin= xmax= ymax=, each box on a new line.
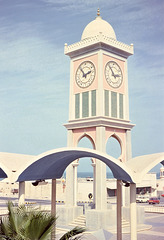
xmin=0 ymin=0 xmax=163 ymax=156
xmin=0 ymin=23 xmax=70 ymax=123
xmin=41 ymin=0 xmax=106 ymax=14
xmin=0 ymin=37 xmax=64 ymax=72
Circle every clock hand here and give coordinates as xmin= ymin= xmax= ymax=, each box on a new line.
xmin=109 ymin=67 xmax=120 ymax=78
xmin=114 ymin=74 xmax=120 ymax=78
xmin=109 ymin=67 xmax=115 ymax=78
xmin=84 ymin=70 xmax=91 ymax=78
xmin=80 ymin=67 xmax=85 ymax=77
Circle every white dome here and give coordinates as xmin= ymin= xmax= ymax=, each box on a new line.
xmin=81 ymin=15 xmax=116 ymax=40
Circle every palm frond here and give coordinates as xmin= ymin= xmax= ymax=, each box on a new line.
xmin=0 ymin=201 xmax=86 ymax=240
xmin=0 ymin=201 xmax=56 ymax=240
xmin=23 ymin=211 xmax=56 ymax=240
xmin=59 ymin=226 xmax=85 ymax=240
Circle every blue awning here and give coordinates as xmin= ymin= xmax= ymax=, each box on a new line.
xmin=0 ymin=168 xmax=7 ymax=179
xmin=17 ymin=148 xmax=134 ymax=183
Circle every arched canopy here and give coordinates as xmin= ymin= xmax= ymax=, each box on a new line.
xmin=0 ymin=168 xmax=7 ymax=179
xmin=17 ymin=147 xmax=135 ymax=183
xmin=126 ymin=152 xmax=164 ymax=183
xmin=0 ymin=152 xmax=35 ymax=183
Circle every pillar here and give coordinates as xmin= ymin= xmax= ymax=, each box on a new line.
xmin=51 ymin=179 xmax=56 ymax=216
xmin=95 ymin=126 xmax=106 ymax=210
xmin=66 ymin=165 xmax=74 ymax=206
xmin=66 ymin=129 xmax=74 ymax=206
xmin=117 ymin=180 xmax=122 ymax=240
xmin=130 ymin=183 xmax=137 ymax=240
xmin=18 ymin=181 xmax=25 ymax=205
xmin=126 ymin=130 xmax=132 ymax=161
xmin=92 ymin=162 xmax=96 ymax=205
xmin=51 ymin=179 xmax=56 ymax=240
xmin=72 ymin=162 xmax=79 ymax=206
xmin=124 ymin=130 xmax=132 ymax=207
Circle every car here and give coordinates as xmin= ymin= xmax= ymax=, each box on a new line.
xmin=136 ymin=196 xmax=149 ymax=203
xmin=148 ymin=197 xmax=160 ymax=204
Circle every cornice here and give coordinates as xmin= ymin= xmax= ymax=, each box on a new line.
xmin=64 ymin=116 xmax=135 ymax=130
xmin=64 ymin=34 xmax=134 ymax=59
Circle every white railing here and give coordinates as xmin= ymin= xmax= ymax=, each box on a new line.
xmin=145 ymin=205 xmax=164 ymax=213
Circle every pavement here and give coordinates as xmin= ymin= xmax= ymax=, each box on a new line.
xmin=120 ymin=212 xmax=164 ymax=240
xmin=55 ymin=212 xmax=164 ymax=240
xmin=0 ymin=197 xmax=164 ymax=240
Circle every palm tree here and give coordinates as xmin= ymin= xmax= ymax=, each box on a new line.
xmin=59 ymin=227 xmax=85 ymax=240
xmin=0 ymin=201 xmax=85 ymax=240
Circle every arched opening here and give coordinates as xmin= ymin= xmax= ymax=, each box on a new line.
xmin=77 ymin=136 xmax=94 ymax=203
xmin=106 ymin=135 xmax=122 ymax=179
xmin=77 ymin=135 xmax=94 ymax=176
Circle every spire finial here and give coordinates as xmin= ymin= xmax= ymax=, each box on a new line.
xmin=97 ymin=8 xmax=100 ymax=16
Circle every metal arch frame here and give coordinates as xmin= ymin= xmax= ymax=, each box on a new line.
xmin=17 ymin=147 xmax=135 ymax=183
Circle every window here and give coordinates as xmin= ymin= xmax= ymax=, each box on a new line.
xmin=104 ymin=90 xmax=109 ymax=116
xmin=119 ymin=93 xmax=123 ymax=119
xmin=82 ymin=92 xmax=89 ymax=118
xmin=91 ymin=90 xmax=96 ymax=116
xmin=111 ymin=91 xmax=117 ymax=118
xmin=75 ymin=93 xmax=80 ymax=119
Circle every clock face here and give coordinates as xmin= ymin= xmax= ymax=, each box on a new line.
xmin=75 ymin=61 xmax=96 ymax=88
xmin=105 ymin=61 xmax=123 ymax=88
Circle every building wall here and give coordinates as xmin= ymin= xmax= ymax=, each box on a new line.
xmin=0 ymin=172 xmax=159 ymax=201
xmin=157 ymin=178 xmax=164 ymax=197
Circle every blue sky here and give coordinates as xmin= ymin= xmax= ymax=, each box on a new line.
xmin=0 ymin=0 xmax=163 ymax=172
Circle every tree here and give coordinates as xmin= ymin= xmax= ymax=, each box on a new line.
xmin=0 ymin=201 xmax=85 ymax=240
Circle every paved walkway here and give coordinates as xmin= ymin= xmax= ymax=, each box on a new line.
xmin=56 ymin=212 xmax=164 ymax=240
xmin=1 ymin=197 xmax=164 ymax=239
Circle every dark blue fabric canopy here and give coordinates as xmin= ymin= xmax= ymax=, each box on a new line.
xmin=17 ymin=148 xmax=134 ymax=183
xmin=0 ymin=168 xmax=7 ymax=178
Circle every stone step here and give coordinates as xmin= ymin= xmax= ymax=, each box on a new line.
xmin=56 ymin=227 xmax=69 ymax=233
xmin=122 ymin=218 xmax=130 ymax=228
xmin=72 ymin=219 xmax=85 ymax=224
xmin=69 ymin=221 xmax=86 ymax=227
xmin=68 ymin=215 xmax=86 ymax=228
xmin=75 ymin=215 xmax=86 ymax=220
xmin=69 ymin=223 xmax=86 ymax=228
xmin=69 ymin=215 xmax=130 ymax=230
xmin=107 ymin=218 xmax=130 ymax=234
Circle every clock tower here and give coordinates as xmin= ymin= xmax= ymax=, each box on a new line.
xmin=64 ymin=10 xmax=134 ymax=209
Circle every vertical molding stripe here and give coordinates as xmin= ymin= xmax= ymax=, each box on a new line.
xmin=69 ymin=60 xmax=74 ymax=120
xmin=80 ymin=92 xmax=82 ymax=118
xmin=97 ymin=50 xmax=103 ymax=116
xmin=109 ymin=91 xmax=111 ymax=117
xmin=117 ymin=92 xmax=119 ymax=119
xmin=104 ymin=90 xmax=109 ymax=116
xmin=89 ymin=90 xmax=91 ymax=117
xmin=124 ymin=60 xmax=129 ymax=120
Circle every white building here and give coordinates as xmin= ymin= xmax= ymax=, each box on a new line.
xmin=157 ymin=166 xmax=164 ymax=197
